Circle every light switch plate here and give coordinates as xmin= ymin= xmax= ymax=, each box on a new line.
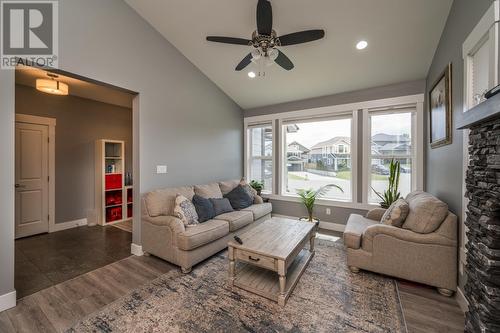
xmin=156 ymin=165 xmax=167 ymax=174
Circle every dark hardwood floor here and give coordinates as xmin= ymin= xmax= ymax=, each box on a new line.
xmin=1 ymin=228 xmax=465 ymax=332
xmin=15 ymin=225 xmax=132 ymax=299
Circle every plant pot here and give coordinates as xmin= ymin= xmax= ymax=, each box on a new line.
xmin=256 ymin=189 xmax=262 ymax=196
xmin=379 ymin=202 xmax=390 ymax=209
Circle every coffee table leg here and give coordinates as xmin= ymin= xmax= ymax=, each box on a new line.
xmin=310 ymin=232 xmax=315 ymax=252
xmin=228 ymin=246 xmax=235 ymax=286
xmin=278 ymin=274 xmax=286 ymax=306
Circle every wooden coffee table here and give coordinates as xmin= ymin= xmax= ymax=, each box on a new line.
xmin=228 ymin=217 xmax=316 ymax=306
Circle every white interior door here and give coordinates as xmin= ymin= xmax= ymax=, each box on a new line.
xmin=15 ymin=122 xmax=49 ymax=238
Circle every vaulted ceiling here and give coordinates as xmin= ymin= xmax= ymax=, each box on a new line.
xmin=125 ymin=0 xmax=452 ymax=109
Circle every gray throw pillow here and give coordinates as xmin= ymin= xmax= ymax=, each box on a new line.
xmin=381 ymin=198 xmax=409 ymax=227
xmin=192 ymin=194 xmax=215 ymax=222
xmin=210 ymin=198 xmax=234 ymax=216
xmin=224 ymin=185 xmax=254 ymax=210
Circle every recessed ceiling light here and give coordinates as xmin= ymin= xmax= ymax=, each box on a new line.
xmin=356 ymin=40 xmax=368 ymax=50
xmin=248 ymin=71 xmax=256 ymax=78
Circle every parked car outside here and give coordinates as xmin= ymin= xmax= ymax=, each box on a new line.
xmin=371 ymin=164 xmax=390 ymax=175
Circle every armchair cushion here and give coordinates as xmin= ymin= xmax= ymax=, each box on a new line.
xmin=344 ymin=214 xmax=378 ymax=249
xmin=381 ymin=198 xmax=409 ymax=227
xmin=403 ymin=191 xmax=449 ymax=234
xmin=366 ymin=208 xmax=387 ymax=221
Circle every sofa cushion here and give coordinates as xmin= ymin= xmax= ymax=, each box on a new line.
xmin=215 ymin=211 xmax=253 ymax=232
xmin=192 ymin=194 xmax=216 ymax=223
xmin=242 ymin=203 xmax=272 ymax=220
xmin=144 ymin=186 xmax=194 ymax=217
xmin=381 ymin=198 xmax=409 ymax=227
xmin=403 ymin=191 xmax=449 ymax=234
xmin=194 ymin=183 xmax=223 ymax=199
xmin=210 ymin=198 xmax=234 ymax=216
xmin=218 ymin=179 xmax=241 ymax=195
xmin=224 ymin=185 xmax=254 ymax=210
xmin=343 ymin=214 xmax=378 ymax=249
xmin=173 ymin=194 xmax=199 ymax=226
xmin=177 ymin=219 xmax=229 ymax=251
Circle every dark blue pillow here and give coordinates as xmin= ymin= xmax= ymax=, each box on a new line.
xmin=224 ymin=185 xmax=253 ymax=210
xmin=192 ymin=194 xmax=215 ymax=222
xmin=210 ymin=198 xmax=234 ymax=216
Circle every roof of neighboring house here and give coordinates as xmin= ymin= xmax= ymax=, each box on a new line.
xmin=372 ymin=133 xmax=410 ymax=143
xmin=288 ymin=141 xmax=310 ymax=153
xmin=310 ymin=136 xmax=351 ymax=149
xmin=287 ymin=156 xmax=304 ymax=162
xmin=378 ymin=143 xmax=411 ymax=152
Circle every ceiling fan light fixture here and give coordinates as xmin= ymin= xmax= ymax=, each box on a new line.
xmin=356 ymin=40 xmax=368 ymax=50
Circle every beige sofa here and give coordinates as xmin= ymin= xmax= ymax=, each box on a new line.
xmin=344 ymin=191 xmax=458 ymax=296
xmin=141 ymin=179 xmax=272 ymax=273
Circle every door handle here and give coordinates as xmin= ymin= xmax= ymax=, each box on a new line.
xmin=15 ymin=184 xmax=25 ymax=188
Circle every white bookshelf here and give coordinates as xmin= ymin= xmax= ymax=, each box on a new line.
xmin=95 ymin=139 xmax=133 ymax=225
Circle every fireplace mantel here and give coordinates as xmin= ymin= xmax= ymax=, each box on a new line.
xmin=457 ymin=92 xmax=500 ymax=129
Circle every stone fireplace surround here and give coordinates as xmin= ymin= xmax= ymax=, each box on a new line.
xmin=458 ymin=93 xmax=500 ymax=333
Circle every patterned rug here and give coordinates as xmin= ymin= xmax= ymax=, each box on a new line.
xmin=69 ymin=239 xmax=406 ymax=332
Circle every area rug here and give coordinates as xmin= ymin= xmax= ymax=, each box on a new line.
xmin=68 ymin=239 xmax=406 ymax=332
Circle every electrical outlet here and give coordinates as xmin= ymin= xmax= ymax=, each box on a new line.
xmin=326 ymin=208 xmax=331 ymax=215
xmin=156 ymin=165 xmax=167 ymax=174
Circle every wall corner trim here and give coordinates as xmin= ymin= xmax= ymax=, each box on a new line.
xmin=0 ymin=290 xmax=16 ymax=312
xmin=456 ymin=287 xmax=469 ymax=313
xmin=131 ymin=243 xmax=144 ymax=256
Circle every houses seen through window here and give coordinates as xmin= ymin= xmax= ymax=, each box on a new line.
xmin=283 ymin=118 xmax=352 ymax=201
xmin=369 ymin=112 xmax=413 ymax=203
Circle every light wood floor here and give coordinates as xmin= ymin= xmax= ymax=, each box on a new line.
xmin=0 ymin=232 xmax=465 ymax=332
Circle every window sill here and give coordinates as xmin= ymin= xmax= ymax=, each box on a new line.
xmin=262 ymin=194 xmax=377 ymax=211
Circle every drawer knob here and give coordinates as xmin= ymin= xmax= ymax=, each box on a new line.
xmin=248 ymin=256 xmax=260 ymax=262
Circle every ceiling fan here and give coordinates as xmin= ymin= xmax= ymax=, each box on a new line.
xmin=206 ymin=0 xmax=325 ymax=73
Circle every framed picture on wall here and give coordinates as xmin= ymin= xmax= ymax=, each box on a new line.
xmin=429 ymin=63 xmax=452 ymax=148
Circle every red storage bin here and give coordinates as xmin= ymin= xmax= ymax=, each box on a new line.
xmin=105 ymin=174 xmax=122 ymax=190
xmin=105 ymin=190 xmax=122 ymax=206
xmin=106 ymin=207 xmax=122 ymax=222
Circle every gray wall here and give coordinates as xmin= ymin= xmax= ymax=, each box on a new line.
xmin=0 ymin=0 xmax=242 ymax=302
xmin=247 ymin=80 xmax=426 ymax=226
xmin=245 ymin=79 xmax=425 ymax=117
xmin=15 ymin=84 xmax=133 ymax=224
xmin=425 ymin=0 xmax=493 ymax=290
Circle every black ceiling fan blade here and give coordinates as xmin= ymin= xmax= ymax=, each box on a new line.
xmin=275 ymin=50 xmax=294 ymax=70
xmin=257 ymin=0 xmax=272 ymax=35
xmin=235 ymin=53 xmax=253 ymax=71
xmin=278 ymin=29 xmax=325 ymax=46
xmin=206 ymin=36 xmax=251 ymax=45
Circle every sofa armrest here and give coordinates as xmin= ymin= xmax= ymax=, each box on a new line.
xmin=366 ymin=208 xmax=386 ymax=221
xmin=143 ymin=215 xmax=185 ymax=234
xmin=362 ymin=224 xmax=457 ymax=252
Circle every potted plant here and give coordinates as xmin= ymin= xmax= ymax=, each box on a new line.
xmin=372 ymin=159 xmax=401 ymax=209
xmin=249 ymin=180 xmax=264 ymax=196
xmin=297 ymin=184 xmax=343 ymax=223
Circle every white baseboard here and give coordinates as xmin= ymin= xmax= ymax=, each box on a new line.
xmin=272 ymin=214 xmax=346 ymax=232
xmin=456 ymin=287 xmax=469 ymax=313
xmin=131 ymin=243 xmax=143 ymax=256
xmin=50 ymin=218 xmax=88 ymax=233
xmin=0 ymin=290 xmax=16 ymax=312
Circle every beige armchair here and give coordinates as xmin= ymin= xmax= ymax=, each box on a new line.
xmin=344 ymin=192 xmax=458 ymax=296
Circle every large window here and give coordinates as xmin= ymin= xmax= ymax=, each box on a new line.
xmin=248 ymin=124 xmax=273 ymax=192
xmin=283 ymin=117 xmax=352 ymax=201
xmin=368 ymin=111 xmax=414 ymax=203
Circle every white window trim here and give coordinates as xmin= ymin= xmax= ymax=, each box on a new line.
xmin=244 ymin=93 xmax=424 ymax=210
xmin=361 ymin=104 xmax=424 ymax=205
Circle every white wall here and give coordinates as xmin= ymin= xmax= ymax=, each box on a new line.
xmin=0 ymin=0 xmax=243 ymax=307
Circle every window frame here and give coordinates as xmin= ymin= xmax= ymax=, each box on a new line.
xmin=361 ymin=104 xmax=424 ymax=205
xmin=244 ymin=122 xmax=275 ymax=194
xmin=279 ymin=114 xmax=356 ymax=203
xmin=243 ymin=94 xmax=424 ymax=210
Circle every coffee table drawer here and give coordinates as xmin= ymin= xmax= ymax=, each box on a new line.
xmin=236 ymin=249 xmax=276 ymax=271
